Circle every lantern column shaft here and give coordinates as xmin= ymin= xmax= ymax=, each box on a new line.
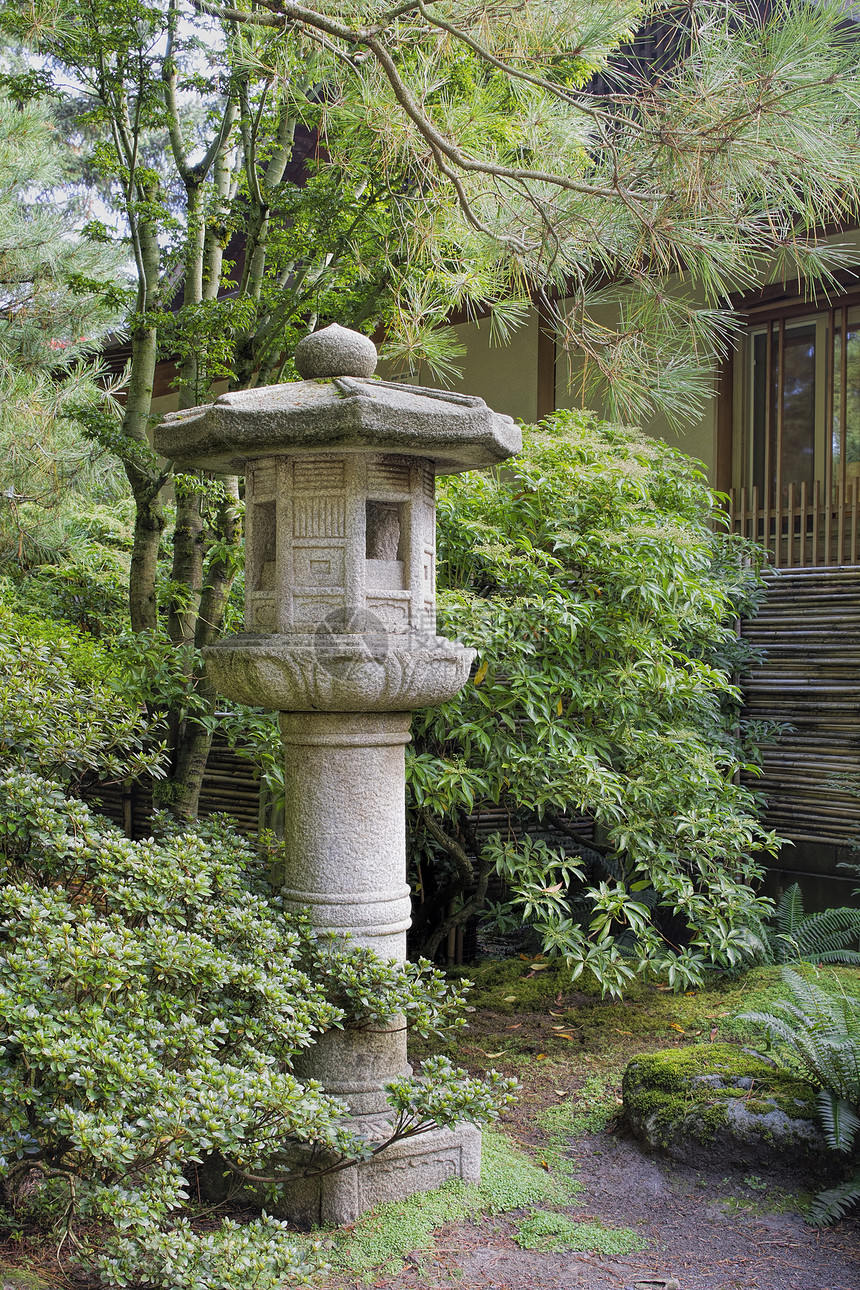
xmin=277 ymin=711 xmax=413 ymax=1128
xmin=278 ymin=711 xmax=413 ymax=962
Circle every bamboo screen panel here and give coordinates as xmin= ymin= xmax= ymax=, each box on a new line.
xmin=740 ymin=568 xmax=860 ymax=851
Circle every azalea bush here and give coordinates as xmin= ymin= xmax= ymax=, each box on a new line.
xmin=0 ymin=615 xmax=514 ymax=1289
xmin=0 ymin=603 xmax=163 ymax=789
xmin=408 ymin=410 xmax=778 ymax=992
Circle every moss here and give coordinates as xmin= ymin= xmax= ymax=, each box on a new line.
xmin=512 ymin=1210 xmax=646 ymax=1255
xmin=451 ymin=958 xmax=576 ymax=1014
xmin=299 ymin=1128 xmax=572 ymax=1283
xmin=623 ymin=1043 xmax=819 ymax=1148
xmin=455 ymin=962 xmax=860 ymax=1060
xmin=0 ymin=1269 xmax=57 ymax=1290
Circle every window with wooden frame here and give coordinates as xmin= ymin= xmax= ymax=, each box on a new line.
xmin=732 ymin=294 xmax=860 ymax=567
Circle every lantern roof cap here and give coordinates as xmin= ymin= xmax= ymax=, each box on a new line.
xmin=155 ymin=328 xmax=521 ymax=475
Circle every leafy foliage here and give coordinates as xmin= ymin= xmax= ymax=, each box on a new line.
xmin=0 ymin=612 xmax=514 ymax=1287
xmin=741 ymin=967 xmax=860 ymax=1225
xmin=0 ymin=603 xmax=163 ymax=788
xmin=766 ymin=884 xmax=860 ymax=967
xmin=408 ymin=410 xmax=777 ymax=992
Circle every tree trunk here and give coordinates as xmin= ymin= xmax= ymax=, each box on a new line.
xmin=169 ymin=706 xmax=215 ymax=822
xmin=168 ymin=488 xmax=205 ymax=647
xmin=123 ymin=320 xmax=165 ymax=633
xmin=166 ymin=477 xmax=242 ymax=819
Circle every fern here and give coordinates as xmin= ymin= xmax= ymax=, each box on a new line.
xmin=774 ymin=884 xmax=805 ymax=937
xmin=818 ymin=1091 xmax=860 ymax=1154
xmin=740 ymin=968 xmax=860 ymax=1224
xmin=807 ymin=1170 xmax=860 ymax=1227
xmin=768 ymin=885 xmax=860 ymax=966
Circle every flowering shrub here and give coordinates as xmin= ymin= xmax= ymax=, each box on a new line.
xmin=0 ymin=606 xmax=514 ymax=1287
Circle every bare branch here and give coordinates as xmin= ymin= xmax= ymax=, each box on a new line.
xmin=417 ymin=807 xmax=474 ymax=886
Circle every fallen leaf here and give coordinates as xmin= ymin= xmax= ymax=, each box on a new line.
xmin=557 ymin=1032 xmax=577 ymax=1041
xmin=540 ymin=1160 xmax=550 ymax=1171
xmin=614 ymin=1028 xmax=633 ymax=1035
xmin=669 ymin=1023 xmax=685 ymax=1033
xmin=529 ymin=964 xmax=549 ymax=971
xmin=483 ymin=1051 xmax=505 ymax=1058
xmin=504 ymin=996 xmax=517 ymax=1002
xmin=535 ymin=1053 xmax=547 ymax=1060
xmin=549 ymin=1010 xmax=564 ymax=1017
xmin=554 ymin=1089 xmax=569 ymax=1096
xmin=507 ymin=1023 xmax=522 ymax=1030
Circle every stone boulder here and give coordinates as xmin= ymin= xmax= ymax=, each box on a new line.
xmin=622 ymin=1043 xmax=832 ymax=1174
xmin=0 ymin=1267 xmax=58 ymax=1290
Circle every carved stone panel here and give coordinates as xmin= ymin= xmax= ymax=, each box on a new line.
xmin=293 ymin=546 xmax=346 ymax=588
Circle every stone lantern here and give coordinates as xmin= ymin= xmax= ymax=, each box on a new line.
xmin=156 ymin=324 xmax=521 ymax=1224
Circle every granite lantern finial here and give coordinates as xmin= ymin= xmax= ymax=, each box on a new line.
xmin=156 ymin=325 xmax=522 ymax=1226
xmin=294 ymin=322 xmax=378 ymax=378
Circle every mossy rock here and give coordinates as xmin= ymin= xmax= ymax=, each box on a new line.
xmin=622 ymin=1043 xmax=830 ymax=1175
xmin=0 ymin=1267 xmax=59 ymax=1290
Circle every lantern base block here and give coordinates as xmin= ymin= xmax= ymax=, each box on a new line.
xmin=279 ymin=1122 xmax=481 ymax=1227
xmin=213 ymin=1123 xmax=481 ymax=1228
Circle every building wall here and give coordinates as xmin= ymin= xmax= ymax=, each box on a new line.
xmin=395 ymin=299 xmax=722 ymax=482
xmin=386 ymin=311 xmax=541 ymax=428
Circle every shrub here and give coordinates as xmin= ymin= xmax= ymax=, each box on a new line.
xmin=0 ymin=780 xmax=513 ymax=1286
xmin=0 ymin=603 xmax=163 ymax=788
xmin=409 ymin=411 xmax=777 ymax=991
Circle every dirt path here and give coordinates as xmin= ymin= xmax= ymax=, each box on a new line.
xmin=333 ymin=1127 xmax=860 ymax=1290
